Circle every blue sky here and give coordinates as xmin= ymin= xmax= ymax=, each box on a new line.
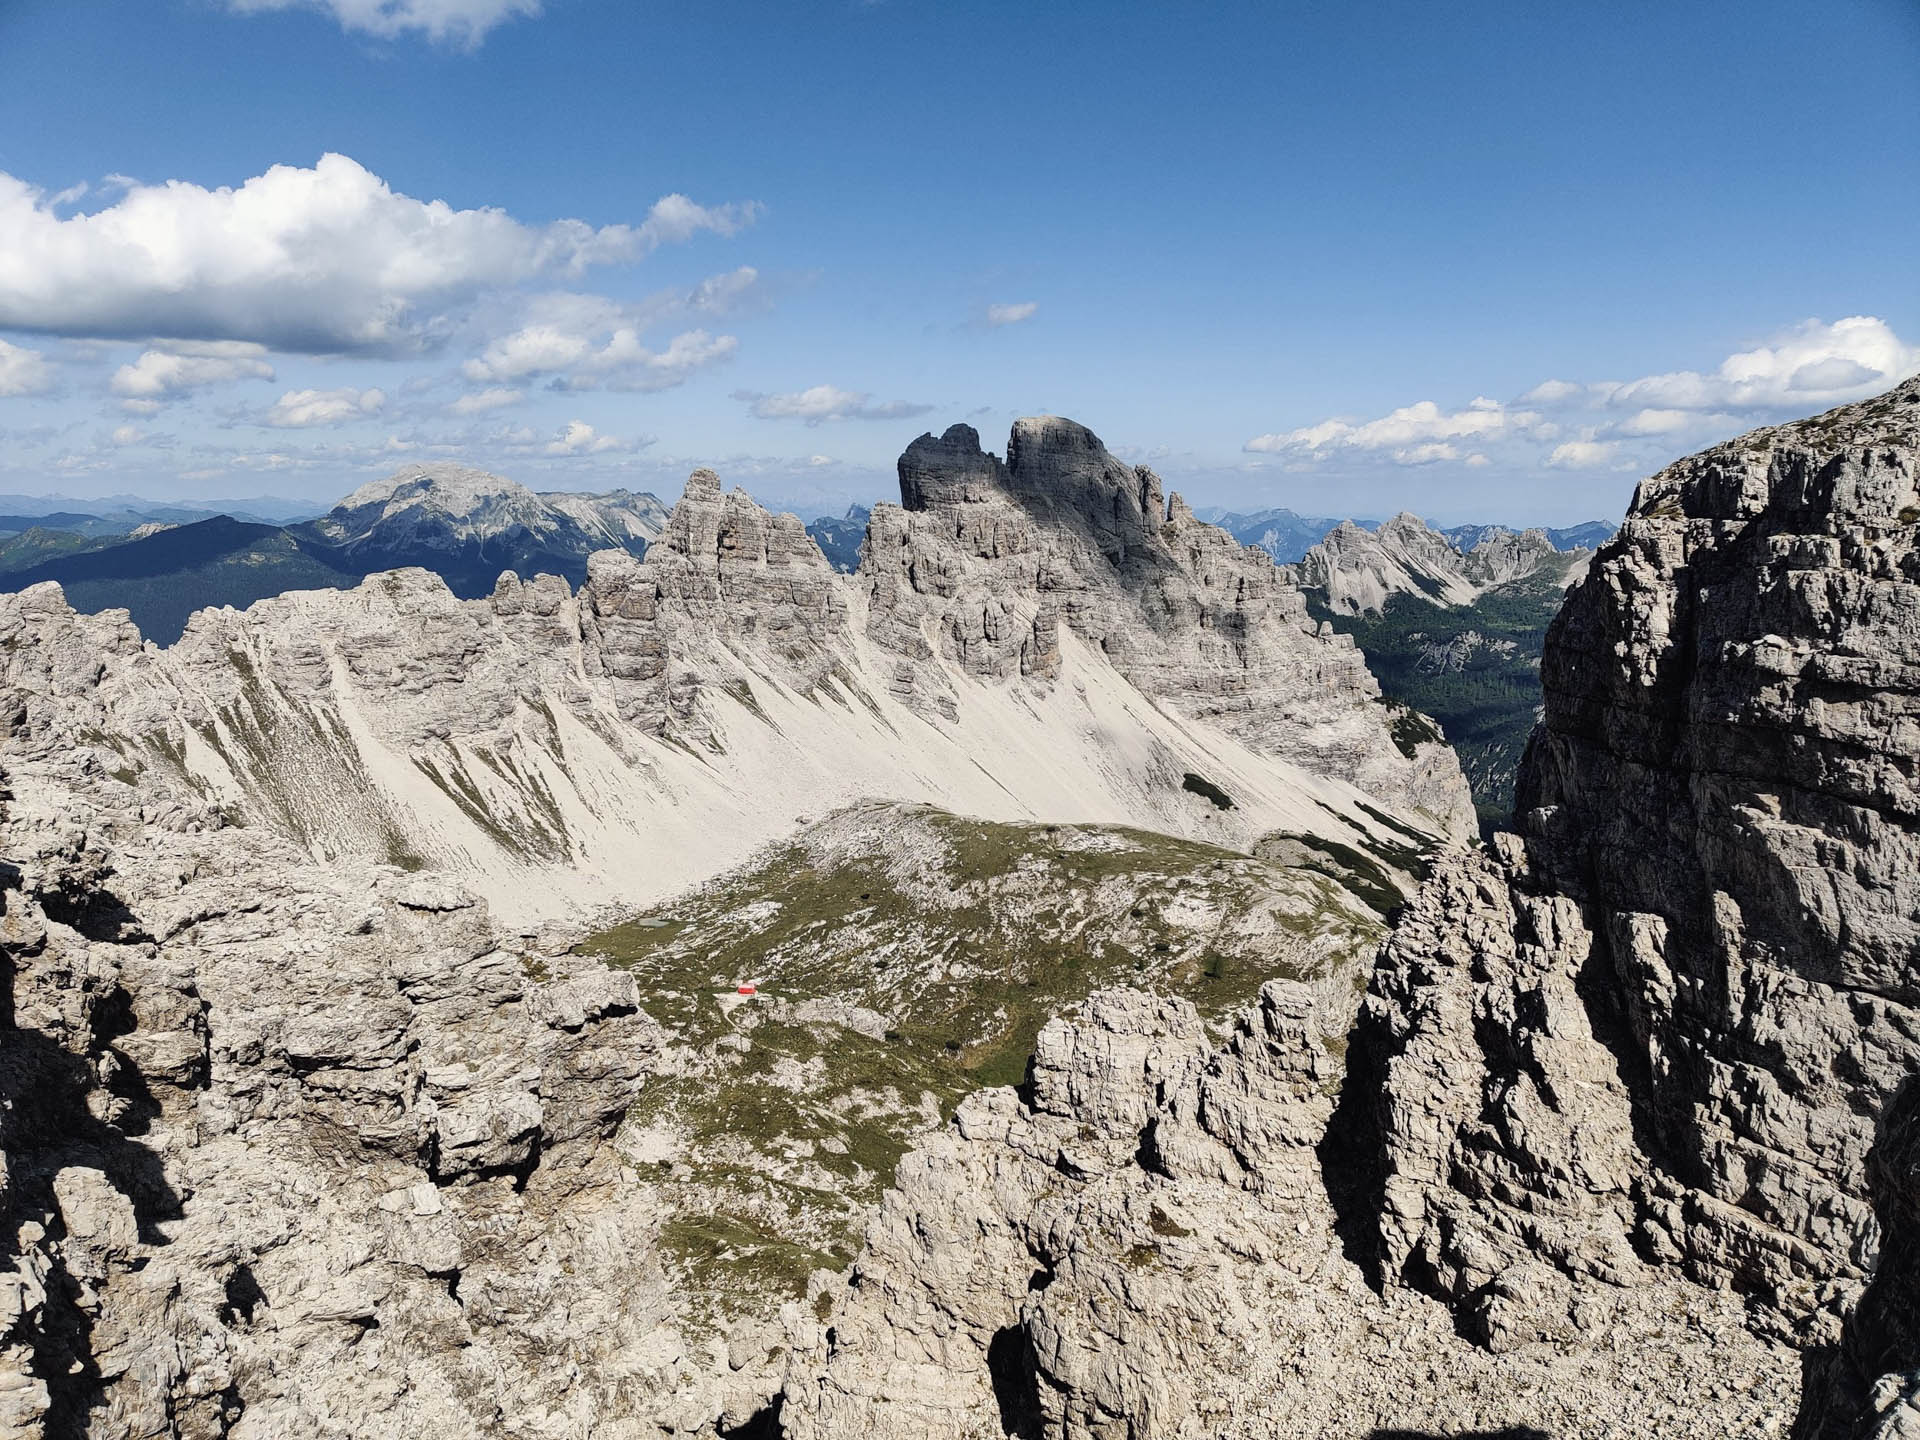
xmin=0 ymin=0 xmax=1915 ymax=524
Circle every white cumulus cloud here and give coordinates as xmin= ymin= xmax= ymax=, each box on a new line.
xmin=1597 ymin=316 xmax=1918 ymax=414
xmin=1245 ymin=316 xmax=1919 ymax=475
xmin=1548 ymin=440 xmax=1615 ymax=469
xmin=449 ymin=387 xmax=524 ymax=415
xmin=1245 ymin=396 xmax=1542 ymax=462
xmin=0 ymin=154 xmax=758 ymax=355
xmin=735 ymin=384 xmax=932 ymax=425
xmin=226 ymin=0 xmax=540 ymax=47
xmin=0 ymin=339 xmax=53 ymax=397
xmin=110 ymin=341 xmax=274 ymax=407
xmin=545 ymin=420 xmax=632 ymax=456
xmin=463 ymin=290 xmax=742 ymax=391
xmin=986 ymin=301 xmax=1039 ymax=327
xmin=263 ymin=386 xmax=387 ymax=427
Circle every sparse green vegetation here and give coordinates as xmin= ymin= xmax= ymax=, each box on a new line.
xmin=578 ymin=803 xmax=1394 ymax=1320
xmin=1381 ymin=700 xmax=1442 ymax=758
xmin=1256 ymin=832 xmax=1406 ymax=917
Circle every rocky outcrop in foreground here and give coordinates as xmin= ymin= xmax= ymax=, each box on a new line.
xmin=0 ymin=760 xmax=801 ymax=1438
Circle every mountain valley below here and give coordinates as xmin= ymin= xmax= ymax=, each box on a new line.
xmin=0 ymin=392 xmax=1915 ymax=1440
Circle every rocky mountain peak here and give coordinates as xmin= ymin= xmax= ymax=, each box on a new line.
xmin=335 ymin=462 xmax=538 ymax=525
xmin=291 ymin=463 xmax=670 ymax=601
xmin=897 ymin=422 xmax=1008 ymax=510
xmin=1292 ymin=508 xmax=1589 ymax=616
xmin=1376 ymin=510 xmax=1435 ymax=542
xmin=896 ymin=416 xmax=1166 ymax=565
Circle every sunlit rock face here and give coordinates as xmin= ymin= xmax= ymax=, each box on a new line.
xmin=866 ymin=417 xmax=1477 ymax=839
xmin=1362 ymin=379 xmax=1920 ymax=1370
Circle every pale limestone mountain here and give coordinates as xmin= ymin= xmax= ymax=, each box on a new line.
xmin=0 ymin=420 xmax=1472 ymax=933
xmin=1291 ymin=509 xmax=1592 ymax=617
xmin=301 ymin=461 xmax=671 ymax=595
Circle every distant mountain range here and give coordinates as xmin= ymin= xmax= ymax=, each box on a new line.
xmin=1194 ymin=506 xmax=1347 ymax=563
xmin=301 ymin=464 xmax=669 ymax=598
xmin=1192 ymin=505 xmax=1614 ymax=565
xmin=1287 ymin=511 xmax=1593 ymax=616
xmin=805 ymin=504 xmax=871 ymax=572
xmin=0 ymin=465 xmax=1614 ymax=656
xmin=0 ymin=464 xmax=670 ymax=643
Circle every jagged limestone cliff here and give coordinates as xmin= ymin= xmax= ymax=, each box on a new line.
xmin=1368 ymin=377 xmax=1920 ymax=1343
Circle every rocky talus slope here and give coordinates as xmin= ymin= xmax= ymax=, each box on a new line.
xmin=780 ymin=381 xmax=1920 ymax=1436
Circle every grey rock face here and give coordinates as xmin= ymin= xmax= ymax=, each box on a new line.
xmin=866 ymin=419 xmax=1476 ymax=838
xmin=1799 ymin=1077 xmax=1920 ymax=1439
xmin=0 ymin=757 xmax=815 ymax=1439
xmin=1363 ymin=380 xmax=1920 ymax=1356
xmin=783 ymin=979 xmax=1800 ymax=1440
xmin=1366 ymin=847 xmax=1644 ymax=1353
xmin=1519 ymin=378 xmax=1920 ymax=1327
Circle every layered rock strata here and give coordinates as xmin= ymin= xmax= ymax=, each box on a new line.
xmin=1332 ymin=382 xmax=1920 ymax=1382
